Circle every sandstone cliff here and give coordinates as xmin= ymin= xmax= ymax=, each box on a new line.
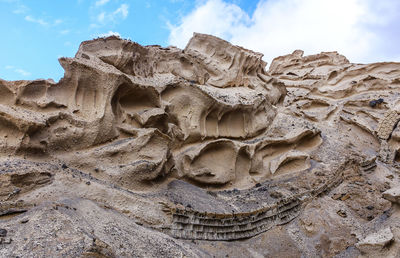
xmin=1 ymin=33 xmax=400 ymax=257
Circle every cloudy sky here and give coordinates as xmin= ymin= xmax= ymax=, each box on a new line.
xmin=1 ymin=0 xmax=400 ymax=81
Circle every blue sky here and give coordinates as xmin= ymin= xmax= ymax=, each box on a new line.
xmin=1 ymin=0 xmax=400 ymax=81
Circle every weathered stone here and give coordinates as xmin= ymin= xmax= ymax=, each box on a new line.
xmin=1 ymin=33 xmax=400 ymax=257
xmin=383 ymin=187 xmax=400 ymax=204
xmin=356 ymin=227 xmax=393 ymax=253
xmin=376 ymin=110 xmax=400 ymax=140
xmin=0 ymin=228 xmax=7 ymax=237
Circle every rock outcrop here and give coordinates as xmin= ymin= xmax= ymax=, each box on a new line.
xmin=356 ymin=227 xmax=394 ymax=254
xmin=1 ymin=33 xmax=400 ymax=257
xmin=383 ymin=187 xmax=400 ymax=204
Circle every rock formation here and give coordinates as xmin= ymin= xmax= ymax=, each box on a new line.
xmin=1 ymin=33 xmax=400 ymax=257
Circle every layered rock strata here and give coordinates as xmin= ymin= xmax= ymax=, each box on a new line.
xmin=164 ymin=165 xmax=343 ymax=240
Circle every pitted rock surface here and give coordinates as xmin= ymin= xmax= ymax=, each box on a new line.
xmin=1 ymin=34 xmax=400 ymax=257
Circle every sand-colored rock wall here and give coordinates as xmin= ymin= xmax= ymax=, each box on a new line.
xmin=1 ymin=34 xmax=400 ymax=257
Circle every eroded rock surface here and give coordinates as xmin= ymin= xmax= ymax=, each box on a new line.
xmin=1 ymin=34 xmax=400 ymax=257
xmin=356 ymin=227 xmax=394 ymax=254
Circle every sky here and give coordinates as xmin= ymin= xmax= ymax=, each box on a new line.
xmin=1 ymin=0 xmax=400 ymax=81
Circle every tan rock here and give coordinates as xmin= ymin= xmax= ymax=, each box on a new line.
xmin=376 ymin=110 xmax=400 ymax=140
xmin=383 ymin=187 xmax=400 ymax=204
xmin=356 ymin=227 xmax=394 ymax=253
xmin=2 ymin=33 xmax=400 ymax=257
xmin=269 ymin=150 xmax=310 ymax=174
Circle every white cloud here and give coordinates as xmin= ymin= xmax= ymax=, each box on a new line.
xmin=54 ymin=19 xmax=63 ymax=25
xmin=5 ymin=65 xmax=31 ymax=77
xmin=95 ymin=0 xmax=110 ymax=7
xmin=13 ymin=4 xmax=28 ymax=14
xmin=168 ymin=0 xmax=400 ymax=65
xmin=97 ymin=12 xmax=106 ymax=23
xmin=25 ymin=15 xmax=48 ymax=26
xmin=15 ymin=69 xmax=31 ymax=77
xmin=168 ymin=0 xmax=249 ymax=46
xmin=93 ymin=3 xmax=129 ymax=26
xmin=25 ymin=15 xmax=62 ymax=27
xmin=113 ymin=4 xmax=129 ymax=19
xmin=60 ymin=29 xmax=70 ymax=35
xmin=97 ymin=31 xmax=121 ymax=38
